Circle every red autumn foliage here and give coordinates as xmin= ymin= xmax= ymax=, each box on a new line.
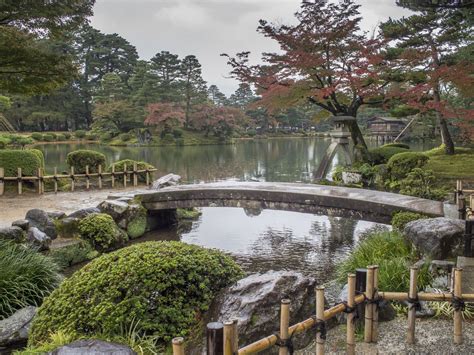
xmin=145 ymin=102 xmax=185 ymax=131
xmin=191 ymin=104 xmax=248 ymax=137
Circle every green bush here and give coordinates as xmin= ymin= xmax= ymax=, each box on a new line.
xmin=42 ymin=134 xmax=54 ymax=142
xmin=0 ymin=239 xmax=62 ymax=320
xmin=369 ymin=145 xmax=410 ymax=164
xmin=399 ymin=168 xmax=447 ymax=200
xmin=387 ymin=152 xmax=429 ymax=180
xmin=337 ymin=231 xmax=431 ymax=292
xmin=63 ymin=132 xmax=72 ymax=139
xmin=99 ymin=132 xmax=113 ymax=141
xmin=0 ymin=149 xmax=44 ymax=176
xmin=85 ymin=133 xmax=98 ymax=140
xmin=74 ymin=130 xmax=86 ymax=139
xmin=48 ymin=241 xmax=98 ymax=269
xmin=78 ymin=213 xmax=125 ymax=252
xmin=31 ymin=132 xmax=43 ymax=141
xmin=118 ymin=133 xmax=131 ymax=142
xmin=161 ymin=133 xmax=175 ymax=144
xmin=391 ymin=211 xmax=428 ymax=231
xmin=55 ymin=133 xmax=66 ymax=141
xmin=16 ymin=137 xmax=33 ymax=147
xmin=108 ymin=159 xmax=155 ymax=183
xmin=28 ymin=241 xmax=244 ymax=347
xmin=247 ymin=129 xmax=257 ymax=137
xmin=0 ymin=136 xmax=11 ymax=149
xmin=172 ymin=129 xmax=183 ymax=138
xmin=382 ymin=143 xmax=410 ymax=149
xmin=66 ymin=149 xmax=106 ymax=174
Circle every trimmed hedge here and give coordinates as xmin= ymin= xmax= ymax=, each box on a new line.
xmin=369 ymin=144 xmax=410 ymax=164
xmin=31 ymin=132 xmax=43 ymax=141
xmin=78 ymin=213 xmax=125 ymax=252
xmin=74 ymin=130 xmax=86 ymax=139
xmin=28 ymin=241 xmax=244 ymax=346
xmin=387 ymin=151 xmax=429 ymax=180
xmin=0 ymin=149 xmax=44 ymax=176
xmin=108 ymin=159 xmax=155 ymax=182
xmin=66 ymin=149 xmax=106 ymax=174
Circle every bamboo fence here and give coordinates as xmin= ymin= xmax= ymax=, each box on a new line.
xmin=456 ymin=180 xmax=474 ymax=220
xmin=0 ymin=163 xmax=157 ymax=195
xmin=172 ymin=265 xmax=474 ymax=355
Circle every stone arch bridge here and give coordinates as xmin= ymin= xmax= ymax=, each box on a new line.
xmin=109 ymin=182 xmax=444 ymax=224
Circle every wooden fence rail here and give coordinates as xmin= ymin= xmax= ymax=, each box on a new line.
xmin=172 ymin=265 xmax=474 ymax=354
xmin=0 ymin=164 xmax=157 ymax=195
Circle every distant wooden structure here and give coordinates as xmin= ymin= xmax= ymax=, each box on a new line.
xmin=0 ymin=114 xmax=15 ymax=132
xmin=367 ymin=116 xmax=406 ymax=144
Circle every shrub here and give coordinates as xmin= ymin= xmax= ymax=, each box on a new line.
xmin=175 ymin=138 xmax=185 ymax=146
xmin=66 ymin=149 xmax=106 ymax=173
xmin=0 ymin=149 xmax=44 ymax=176
xmin=0 ymin=240 xmax=62 ymax=320
xmin=48 ymin=241 xmax=98 ymax=269
xmin=247 ymin=129 xmax=257 ymax=137
xmin=118 ymin=133 xmax=131 ymax=142
xmin=161 ymin=133 xmax=175 ymax=144
xmin=399 ymin=168 xmax=447 ymax=200
xmin=16 ymin=137 xmax=34 ymax=147
xmin=382 ymin=143 xmax=410 ymax=149
xmin=369 ymin=145 xmax=410 ymax=164
xmin=172 ymin=128 xmax=183 ymax=138
xmin=78 ymin=213 xmax=125 ymax=252
xmin=74 ymin=130 xmax=86 ymax=139
xmin=108 ymin=159 xmax=155 ymax=183
xmin=387 ymin=152 xmax=428 ymax=180
xmin=55 ymin=133 xmax=66 ymax=141
xmin=42 ymin=134 xmax=54 ymax=142
xmin=0 ymin=136 xmax=11 ymax=149
xmin=337 ymin=231 xmax=431 ymax=292
xmin=49 ymin=133 xmax=57 ymax=139
xmin=63 ymin=132 xmax=72 ymax=139
xmin=31 ymin=132 xmax=43 ymax=141
xmin=391 ymin=211 xmax=428 ymax=231
xmin=99 ymin=132 xmax=113 ymax=141
xmin=85 ymin=133 xmax=98 ymax=141
xmin=28 ymin=241 xmax=244 ymax=347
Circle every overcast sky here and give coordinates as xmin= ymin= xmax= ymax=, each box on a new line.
xmin=90 ymin=0 xmax=412 ymax=96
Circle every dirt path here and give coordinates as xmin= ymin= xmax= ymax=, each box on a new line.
xmin=0 ymin=187 xmax=147 ymax=228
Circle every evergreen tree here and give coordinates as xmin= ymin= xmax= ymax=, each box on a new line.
xmin=180 ymin=55 xmax=208 ymax=127
xmin=208 ymin=85 xmax=228 ymax=106
xmin=150 ymin=51 xmax=182 ymax=102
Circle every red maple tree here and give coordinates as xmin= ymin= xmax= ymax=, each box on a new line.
xmin=144 ymin=102 xmax=185 ymax=132
xmin=192 ymin=104 xmax=248 ymax=138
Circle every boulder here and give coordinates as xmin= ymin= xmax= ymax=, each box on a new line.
xmin=51 ymin=339 xmax=136 ymax=355
xmin=25 ymin=209 xmax=57 ymax=240
xmin=68 ymin=207 xmax=100 ymax=219
xmin=0 ymin=306 xmax=36 ymax=347
xmin=404 ymin=218 xmax=466 ymax=259
xmin=47 ymin=211 xmax=67 ymax=220
xmin=97 ymin=200 xmax=129 ymax=221
xmin=27 ymin=227 xmax=51 ymax=251
xmin=55 ymin=217 xmax=80 ymax=238
xmin=150 ymin=173 xmax=181 ymax=190
xmin=342 ymin=171 xmax=362 ymax=185
xmin=11 ymin=219 xmax=29 ymax=231
xmin=208 ymin=271 xmax=316 ymax=352
xmin=0 ymin=226 xmax=24 ymax=243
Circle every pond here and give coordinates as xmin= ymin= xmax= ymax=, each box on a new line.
xmin=36 ymin=138 xmax=434 ymax=280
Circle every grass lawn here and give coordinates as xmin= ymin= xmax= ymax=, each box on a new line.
xmin=424 ymin=146 xmax=474 ymax=184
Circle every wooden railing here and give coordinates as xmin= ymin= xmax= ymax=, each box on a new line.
xmin=171 ymin=265 xmax=474 ymax=354
xmin=0 ymin=163 xmax=157 ymax=195
xmin=456 ymin=180 xmax=474 ymax=220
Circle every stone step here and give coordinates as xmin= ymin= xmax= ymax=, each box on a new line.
xmin=456 ymin=256 xmax=474 ymax=294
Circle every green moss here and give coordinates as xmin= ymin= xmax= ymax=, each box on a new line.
xmin=66 ymin=149 xmax=106 ymax=174
xmin=28 ymin=241 xmax=244 ymax=347
xmin=387 ymin=151 xmax=428 ymax=180
xmin=369 ymin=145 xmax=410 ymax=164
xmin=176 ymin=208 xmax=202 ymax=220
xmin=0 ymin=149 xmax=44 ymax=176
xmin=48 ymin=241 xmax=98 ymax=269
xmin=126 ymin=205 xmax=148 ymax=239
xmin=425 ymin=153 xmax=474 ymax=181
xmin=78 ymin=213 xmax=125 ymax=251
xmin=391 ymin=211 xmax=428 ymax=231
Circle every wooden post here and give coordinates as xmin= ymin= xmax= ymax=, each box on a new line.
xmin=316 ymin=286 xmax=325 ymax=355
xmin=53 ymin=167 xmax=58 ymax=193
xmin=346 ymin=273 xmax=356 ymax=355
xmin=223 ymin=321 xmax=234 ymax=355
xmin=111 ymin=165 xmax=115 ymax=188
xmin=98 ymin=164 xmax=103 ymax=189
xmin=172 ymin=337 xmax=185 ymax=355
xmin=133 ymin=162 xmax=138 ymax=186
xmin=453 ymin=267 xmax=463 ymax=345
xmin=145 ymin=168 xmax=150 ymax=186
xmin=279 ymin=299 xmax=290 ymax=355
xmin=364 ymin=266 xmax=375 ymax=343
xmin=372 ymin=265 xmax=379 ymax=342
xmin=232 ymin=319 xmax=238 ymax=354
xmin=85 ymin=165 xmax=90 ymax=190
xmin=123 ymin=163 xmax=127 ymax=188
xmin=37 ymin=168 xmax=42 ymax=194
xmin=207 ymin=322 xmax=224 ymax=355
xmin=407 ymin=266 xmax=418 ymax=344
xmin=70 ymin=166 xmax=75 ymax=192
xmin=0 ymin=167 xmax=4 ymax=196
xmin=17 ymin=167 xmax=22 ymax=195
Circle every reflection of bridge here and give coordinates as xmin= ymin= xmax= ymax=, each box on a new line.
xmin=117 ymin=182 xmax=444 ymax=224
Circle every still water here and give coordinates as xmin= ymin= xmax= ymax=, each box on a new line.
xmin=37 ymin=138 xmax=432 ymax=279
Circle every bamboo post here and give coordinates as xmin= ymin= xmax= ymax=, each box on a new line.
xmin=85 ymin=165 xmax=90 ymax=190
xmin=224 ymin=321 xmax=234 ymax=355
xmin=98 ymin=164 xmax=103 ymax=189
xmin=232 ymin=319 xmax=238 ymax=354
xmin=133 ymin=162 xmax=138 ymax=186
xmin=456 ymin=180 xmax=463 ymax=203
xmin=364 ymin=266 xmax=375 ymax=343
xmin=123 ymin=163 xmax=127 ymax=188
xmin=346 ymin=273 xmax=356 ymax=355
xmin=145 ymin=168 xmax=150 ymax=186
xmin=172 ymin=337 xmax=185 ymax=355
xmin=37 ymin=168 xmax=42 ymax=194
xmin=453 ymin=267 xmax=463 ymax=344
xmin=111 ymin=165 xmax=115 ymax=188
xmin=0 ymin=167 xmax=4 ymax=196
xmin=372 ymin=265 xmax=379 ymax=342
xmin=316 ymin=286 xmax=325 ymax=355
xmin=279 ymin=299 xmax=290 ymax=355
xmin=207 ymin=322 xmax=224 ymax=355
xmin=407 ymin=266 xmax=418 ymax=344
xmin=70 ymin=166 xmax=75 ymax=192
xmin=53 ymin=167 xmax=58 ymax=193
xmin=17 ymin=167 xmax=22 ymax=195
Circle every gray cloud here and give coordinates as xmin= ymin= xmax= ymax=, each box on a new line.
xmin=90 ymin=0 xmax=411 ymax=96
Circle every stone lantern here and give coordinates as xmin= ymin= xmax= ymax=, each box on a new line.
xmin=314 ymin=116 xmax=355 ymax=180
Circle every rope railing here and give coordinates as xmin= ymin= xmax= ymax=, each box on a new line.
xmin=0 ymin=163 xmax=157 ymax=195
xmin=171 ymin=265 xmax=474 ymax=354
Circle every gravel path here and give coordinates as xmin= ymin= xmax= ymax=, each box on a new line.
xmin=297 ymin=317 xmax=474 ymax=354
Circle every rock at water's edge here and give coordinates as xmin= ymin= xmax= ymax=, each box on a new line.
xmin=68 ymin=207 xmax=100 ymax=219
xmin=25 ymin=209 xmax=57 ymax=240
xmin=27 ymin=227 xmax=51 ymax=251
xmin=150 ymin=173 xmax=181 ymax=190
xmin=51 ymin=339 xmax=136 ymax=355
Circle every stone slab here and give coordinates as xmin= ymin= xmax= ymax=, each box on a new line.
xmin=457 ymin=256 xmax=474 ymax=294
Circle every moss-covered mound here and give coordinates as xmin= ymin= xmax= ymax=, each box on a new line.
xmin=387 ymin=151 xmax=428 ymax=180
xmin=369 ymin=144 xmax=410 ymax=164
xmin=0 ymin=149 xmax=44 ymax=176
xmin=108 ymin=159 xmax=155 ymax=182
xmin=66 ymin=149 xmax=106 ymax=174
xmin=29 ymin=241 xmax=244 ymax=346
xmin=78 ymin=213 xmax=126 ymax=251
